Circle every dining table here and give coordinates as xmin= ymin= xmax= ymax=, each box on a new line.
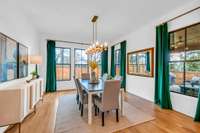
xmin=79 ymin=79 xmax=124 ymax=125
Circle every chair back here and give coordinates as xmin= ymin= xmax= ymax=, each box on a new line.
xmin=102 ymin=73 xmax=108 ymax=81
xmin=73 ymin=76 xmax=79 ymax=92
xmin=114 ymin=75 xmax=122 ymax=81
xmin=76 ymin=79 xmax=84 ymax=103
xmin=101 ymin=80 xmax=121 ymax=111
xmin=81 ymin=73 xmax=90 ymax=80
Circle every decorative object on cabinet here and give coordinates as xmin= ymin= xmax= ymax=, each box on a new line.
xmin=29 ymin=55 xmax=42 ymax=79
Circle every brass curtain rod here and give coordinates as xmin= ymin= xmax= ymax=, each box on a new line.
xmin=158 ymin=6 xmax=200 ymax=26
xmin=46 ymin=39 xmax=91 ymax=45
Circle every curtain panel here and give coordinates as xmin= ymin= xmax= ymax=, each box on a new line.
xmin=111 ymin=46 xmax=115 ymax=77
xmin=154 ymin=23 xmax=172 ymax=109
xmin=101 ymin=50 xmax=108 ymax=76
xmin=46 ymin=40 xmax=57 ymax=92
xmin=194 ymin=89 xmax=200 ymax=121
xmin=120 ymin=41 xmax=126 ymax=91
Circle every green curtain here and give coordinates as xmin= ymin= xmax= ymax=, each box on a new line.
xmin=46 ymin=40 xmax=57 ymax=92
xmin=146 ymin=51 xmax=150 ymax=72
xmin=101 ymin=50 xmax=108 ymax=76
xmin=194 ymin=90 xmax=200 ymax=121
xmin=111 ymin=46 xmax=115 ymax=77
xmin=154 ymin=23 xmax=172 ymax=109
xmin=120 ymin=41 xmax=126 ymax=91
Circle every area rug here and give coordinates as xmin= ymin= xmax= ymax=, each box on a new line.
xmin=55 ymin=94 xmax=154 ymax=133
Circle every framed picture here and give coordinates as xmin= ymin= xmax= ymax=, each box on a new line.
xmin=127 ymin=47 xmax=154 ymax=77
xmin=0 ymin=33 xmax=18 ymax=82
xmin=0 ymin=33 xmax=29 ymax=83
xmin=18 ymin=43 xmax=28 ymax=78
xmin=0 ymin=34 xmax=7 ymax=82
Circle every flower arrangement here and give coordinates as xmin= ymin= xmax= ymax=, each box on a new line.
xmin=88 ymin=60 xmax=98 ymax=71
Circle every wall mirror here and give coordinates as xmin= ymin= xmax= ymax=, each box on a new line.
xmin=127 ymin=47 xmax=154 ymax=77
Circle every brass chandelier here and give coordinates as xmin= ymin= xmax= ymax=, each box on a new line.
xmin=85 ymin=16 xmax=108 ymax=55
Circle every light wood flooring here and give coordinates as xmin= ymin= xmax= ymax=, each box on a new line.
xmin=5 ymin=91 xmax=200 ymax=133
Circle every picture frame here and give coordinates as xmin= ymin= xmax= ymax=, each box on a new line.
xmin=127 ymin=47 xmax=154 ymax=77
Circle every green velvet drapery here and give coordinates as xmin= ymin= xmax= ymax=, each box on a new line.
xmin=194 ymin=90 xmax=200 ymax=121
xmin=154 ymin=23 xmax=172 ymax=109
xmin=101 ymin=50 xmax=108 ymax=76
xmin=46 ymin=40 xmax=57 ymax=92
xmin=111 ymin=46 xmax=115 ymax=77
xmin=120 ymin=41 xmax=126 ymax=91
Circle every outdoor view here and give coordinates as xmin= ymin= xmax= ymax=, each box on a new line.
xmin=115 ymin=49 xmax=120 ymax=75
xmin=75 ymin=49 xmax=101 ymax=78
xmin=56 ymin=47 xmax=71 ymax=81
xmin=74 ymin=49 xmax=88 ymax=78
xmin=56 ymin=48 xmax=101 ymax=80
xmin=169 ymin=23 xmax=200 ymax=97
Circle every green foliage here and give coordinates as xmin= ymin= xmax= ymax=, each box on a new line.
xmin=31 ymin=71 xmax=37 ymax=76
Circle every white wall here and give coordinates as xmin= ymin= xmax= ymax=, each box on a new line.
xmin=0 ymin=1 xmax=40 ymax=132
xmin=40 ymin=34 xmax=88 ymax=91
xmin=110 ymin=0 xmax=200 ymax=117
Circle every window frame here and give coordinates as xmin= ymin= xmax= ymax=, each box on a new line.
xmin=169 ymin=22 xmax=200 ymax=98
xmin=56 ymin=47 xmax=71 ymax=81
xmin=74 ymin=48 xmax=89 ymax=78
xmin=115 ymin=49 xmax=121 ymax=75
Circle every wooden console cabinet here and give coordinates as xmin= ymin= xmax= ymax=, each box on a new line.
xmin=0 ymin=78 xmax=44 ymax=133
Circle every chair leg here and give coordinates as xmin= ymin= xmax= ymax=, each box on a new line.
xmin=102 ymin=112 xmax=104 ymax=126
xmin=76 ymin=94 xmax=79 ymax=104
xmin=79 ymin=103 xmax=81 ymax=110
xmin=95 ymin=105 xmax=97 ymax=116
xmin=18 ymin=123 xmax=21 ymax=133
xmin=116 ymin=109 xmax=119 ymax=122
xmin=81 ymin=104 xmax=84 ymax=116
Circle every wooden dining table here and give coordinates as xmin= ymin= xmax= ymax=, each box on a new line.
xmin=79 ymin=79 xmax=124 ymax=125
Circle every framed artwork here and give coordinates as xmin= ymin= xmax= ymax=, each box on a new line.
xmin=0 ymin=34 xmax=18 ymax=82
xmin=0 ymin=34 xmax=7 ymax=82
xmin=18 ymin=43 xmax=28 ymax=78
xmin=127 ymin=47 xmax=154 ymax=77
xmin=0 ymin=33 xmax=29 ymax=83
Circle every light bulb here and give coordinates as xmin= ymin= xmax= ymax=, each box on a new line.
xmin=104 ymin=42 xmax=108 ymax=47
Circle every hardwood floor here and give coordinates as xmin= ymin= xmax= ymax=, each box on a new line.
xmin=5 ymin=91 xmax=200 ymax=133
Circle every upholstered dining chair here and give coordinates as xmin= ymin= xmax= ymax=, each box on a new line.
xmin=114 ymin=75 xmax=122 ymax=81
xmin=81 ymin=73 xmax=90 ymax=80
xmin=76 ymin=78 xmax=88 ymax=116
xmin=94 ymin=80 xmax=121 ymax=126
xmin=102 ymin=73 xmax=108 ymax=81
xmin=73 ymin=76 xmax=79 ymax=104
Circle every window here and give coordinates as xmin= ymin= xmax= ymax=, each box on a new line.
xmin=56 ymin=47 xmax=71 ymax=81
xmin=74 ymin=49 xmax=89 ymax=78
xmin=169 ymin=23 xmax=200 ymax=97
xmin=115 ymin=49 xmax=120 ymax=75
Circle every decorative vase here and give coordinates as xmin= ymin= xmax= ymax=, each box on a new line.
xmin=90 ymin=70 xmax=98 ymax=83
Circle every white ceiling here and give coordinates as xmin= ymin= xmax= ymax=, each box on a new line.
xmin=14 ymin=0 xmax=192 ymax=43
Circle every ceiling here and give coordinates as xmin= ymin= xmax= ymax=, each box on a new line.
xmin=9 ymin=0 xmax=193 ymax=43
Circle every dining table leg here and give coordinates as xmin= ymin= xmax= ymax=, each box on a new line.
xmin=88 ymin=93 xmax=92 ymax=124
